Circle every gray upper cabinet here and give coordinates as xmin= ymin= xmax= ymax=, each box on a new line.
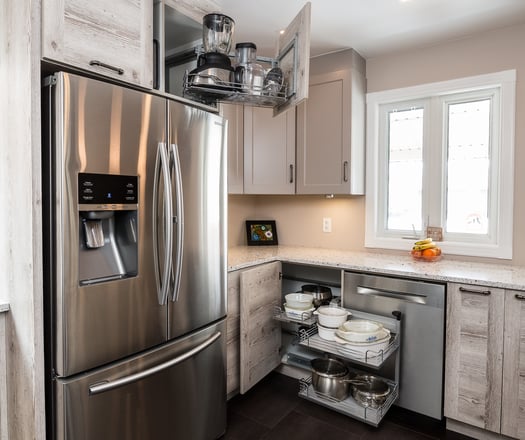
xmin=296 ymin=49 xmax=366 ymax=195
xmin=42 ymin=0 xmax=153 ymax=88
xmin=243 ymin=106 xmax=296 ymax=195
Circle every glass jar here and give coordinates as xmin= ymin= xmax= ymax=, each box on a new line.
xmin=234 ymin=42 xmax=265 ymax=95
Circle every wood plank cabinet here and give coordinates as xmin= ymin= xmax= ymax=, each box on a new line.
xmin=226 ymin=270 xmax=241 ymax=397
xmin=0 ymin=312 xmax=7 ymax=439
xmin=240 ymin=262 xmax=282 ymax=393
xmin=243 ymin=107 xmax=296 ymax=194
xmin=296 ymin=49 xmax=366 ymax=195
xmin=226 ymin=262 xmax=282 ymax=397
xmin=502 ymin=290 xmax=525 ymax=439
xmin=445 ymin=282 xmax=525 ymax=438
xmin=42 ymin=0 xmax=153 ymax=88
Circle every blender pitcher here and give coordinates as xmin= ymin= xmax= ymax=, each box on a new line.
xmin=234 ymin=42 xmax=265 ymax=95
xmin=202 ymin=14 xmax=235 ymax=54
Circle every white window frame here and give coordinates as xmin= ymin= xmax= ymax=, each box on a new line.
xmin=365 ymin=70 xmax=516 ymax=259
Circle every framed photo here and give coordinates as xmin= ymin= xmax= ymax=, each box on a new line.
xmin=246 ymin=220 xmax=278 ymax=246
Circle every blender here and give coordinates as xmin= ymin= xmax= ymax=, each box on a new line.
xmin=188 ymin=13 xmax=235 ymax=89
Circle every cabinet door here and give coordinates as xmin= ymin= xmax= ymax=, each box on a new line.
xmin=240 ymin=262 xmax=282 ymax=394
xmin=226 ymin=270 xmax=241 ymax=397
xmin=220 ymin=104 xmax=244 ymax=194
xmin=501 ymin=290 xmax=525 ymax=438
xmin=296 ymin=69 xmax=365 ymax=195
xmin=243 ymin=107 xmax=296 ymax=194
xmin=444 ymin=283 xmax=504 ymax=433
xmin=42 ymin=0 xmax=153 ymax=88
xmin=274 ymin=2 xmax=311 ymax=116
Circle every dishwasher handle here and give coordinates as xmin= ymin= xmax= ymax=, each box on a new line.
xmin=88 ymin=331 xmax=221 ymax=395
xmin=356 ymin=286 xmax=428 ymax=305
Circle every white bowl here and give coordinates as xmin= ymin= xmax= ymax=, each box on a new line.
xmin=313 ymin=306 xmax=350 ymax=328
xmin=317 ymin=323 xmax=337 ymax=341
xmin=285 ymin=293 xmax=314 ymax=310
xmin=284 ymin=303 xmax=315 ymax=319
xmin=336 ymin=320 xmax=384 ymax=343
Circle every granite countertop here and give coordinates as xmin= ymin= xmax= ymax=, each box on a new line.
xmin=228 ymin=245 xmax=525 ymax=291
xmin=0 ymin=301 xmax=9 ymax=313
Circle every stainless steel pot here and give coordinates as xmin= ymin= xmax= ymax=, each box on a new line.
xmin=350 ymin=374 xmax=391 ymax=409
xmin=301 ymin=284 xmax=332 ymax=307
xmin=310 ymin=358 xmax=351 ymax=401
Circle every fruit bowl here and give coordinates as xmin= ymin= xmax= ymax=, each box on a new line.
xmin=411 ymin=238 xmax=442 ymax=262
xmin=411 ymin=251 xmax=442 ymax=262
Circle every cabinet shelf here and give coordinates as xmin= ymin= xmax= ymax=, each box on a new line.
xmin=298 ymin=376 xmax=399 ymax=427
xmin=183 ymin=73 xmax=288 ymax=107
xmin=273 ymin=306 xmax=317 ymax=326
xmin=298 ymin=326 xmax=399 ymax=369
xmin=297 ymin=308 xmax=401 ymax=369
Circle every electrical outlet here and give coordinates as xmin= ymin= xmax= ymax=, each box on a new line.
xmin=323 ymin=217 xmax=332 ymax=233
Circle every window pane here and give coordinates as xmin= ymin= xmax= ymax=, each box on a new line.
xmin=446 ymin=99 xmax=491 ymax=234
xmin=387 ymin=108 xmax=423 ymax=231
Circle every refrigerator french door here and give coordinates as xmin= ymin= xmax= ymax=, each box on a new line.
xmin=43 ymin=72 xmax=227 ymax=440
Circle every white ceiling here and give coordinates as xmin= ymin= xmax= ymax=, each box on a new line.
xmin=214 ymin=0 xmax=525 ymax=58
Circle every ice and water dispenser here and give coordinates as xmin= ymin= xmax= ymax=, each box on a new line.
xmin=78 ymin=173 xmax=138 ymax=284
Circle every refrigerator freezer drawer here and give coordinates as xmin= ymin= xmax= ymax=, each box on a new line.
xmin=53 ymin=320 xmax=226 ymax=440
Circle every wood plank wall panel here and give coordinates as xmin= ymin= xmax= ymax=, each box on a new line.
xmin=1 ymin=0 xmax=46 ymax=438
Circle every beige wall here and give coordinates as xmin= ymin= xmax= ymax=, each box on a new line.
xmin=229 ymin=22 xmax=525 ymax=265
xmin=229 ymin=194 xmax=366 ymax=249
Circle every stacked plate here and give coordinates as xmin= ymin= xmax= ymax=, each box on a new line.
xmin=333 ymin=320 xmax=391 ymax=356
xmin=283 ymin=293 xmax=315 ymax=319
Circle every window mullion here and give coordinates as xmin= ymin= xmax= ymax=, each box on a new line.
xmin=421 ymin=97 xmax=443 ymax=234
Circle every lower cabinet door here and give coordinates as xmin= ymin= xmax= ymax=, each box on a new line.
xmin=54 ymin=320 xmax=226 ymax=440
xmin=444 ymin=283 xmax=504 ymax=433
xmin=240 ymin=261 xmax=282 ymax=393
xmin=501 ymin=290 xmax=525 ymax=439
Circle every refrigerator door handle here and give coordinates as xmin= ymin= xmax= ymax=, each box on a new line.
xmin=169 ymin=143 xmax=184 ymax=302
xmin=88 ymin=331 xmax=221 ymax=395
xmin=153 ymin=142 xmax=173 ymax=305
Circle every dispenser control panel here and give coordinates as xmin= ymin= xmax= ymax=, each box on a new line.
xmin=78 ymin=173 xmax=138 ymax=206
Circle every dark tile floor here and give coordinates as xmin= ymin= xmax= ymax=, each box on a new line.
xmin=220 ymin=372 xmax=473 ymax=440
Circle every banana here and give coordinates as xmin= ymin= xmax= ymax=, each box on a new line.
xmin=414 ymin=238 xmax=433 ymax=246
xmin=412 ymin=242 xmax=437 ymax=251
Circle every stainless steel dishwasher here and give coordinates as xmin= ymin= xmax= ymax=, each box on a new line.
xmin=343 ymin=271 xmax=445 ymax=420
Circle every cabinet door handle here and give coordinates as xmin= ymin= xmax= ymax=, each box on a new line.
xmin=459 ymin=286 xmax=491 ymax=296
xmin=153 ymin=39 xmax=160 ymax=90
xmin=515 ymin=294 xmax=525 ymax=300
xmin=289 ymin=164 xmax=294 ymax=183
xmin=343 ymin=161 xmax=349 ymax=182
xmin=89 ymin=60 xmax=124 ymax=75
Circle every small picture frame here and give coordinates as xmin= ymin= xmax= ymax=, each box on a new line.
xmin=246 ymin=220 xmax=278 ymax=246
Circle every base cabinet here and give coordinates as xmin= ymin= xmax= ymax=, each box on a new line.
xmin=445 ymin=282 xmax=525 ymax=439
xmin=502 ymin=291 xmax=525 ymax=439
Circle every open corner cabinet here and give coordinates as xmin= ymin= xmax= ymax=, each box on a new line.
xmin=155 ymin=1 xmax=311 ymax=116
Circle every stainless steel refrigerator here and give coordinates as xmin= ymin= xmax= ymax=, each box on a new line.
xmin=42 ymin=71 xmax=228 ymax=440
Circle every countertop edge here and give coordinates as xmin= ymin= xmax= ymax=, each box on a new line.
xmin=0 ymin=302 xmax=9 ymax=313
xmin=227 ymin=246 xmax=525 ymax=291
